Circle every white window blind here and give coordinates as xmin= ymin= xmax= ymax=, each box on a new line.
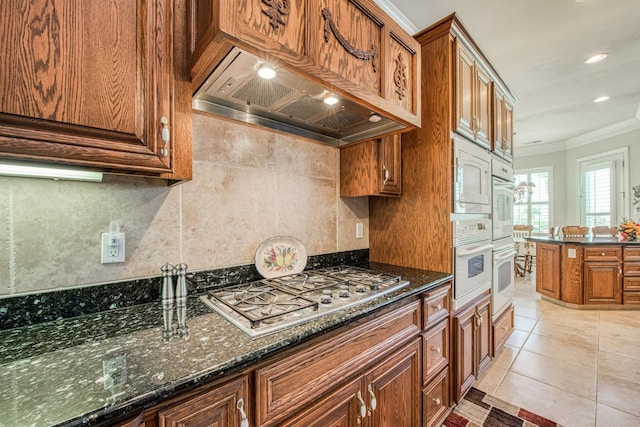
xmin=513 ymin=169 xmax=551 ymax=234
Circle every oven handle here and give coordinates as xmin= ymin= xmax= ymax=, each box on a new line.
xmin=495 ymin=250 xmax=517 ymax=260
xmin=456 ymin=243 xmax=494 ymax=256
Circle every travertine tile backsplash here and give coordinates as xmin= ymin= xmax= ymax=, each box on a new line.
xmin=0 ymin=113 xmax=368 ymax=296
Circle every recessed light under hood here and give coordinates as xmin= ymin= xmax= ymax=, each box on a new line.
xmin=192 ymin=48 xmax=406 ymax=147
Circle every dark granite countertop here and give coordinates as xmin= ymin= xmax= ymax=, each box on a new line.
xmin=525 ymin=236 xmax=634 ymax=245
xmin=0 ymin=264 xmax=451 ymax=427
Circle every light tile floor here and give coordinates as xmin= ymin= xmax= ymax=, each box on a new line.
xmin=475 ymin=272 xmax=640 ymax=427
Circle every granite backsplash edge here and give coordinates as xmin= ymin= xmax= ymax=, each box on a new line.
xmin=0 ymin=249 xmax=369 ymax=331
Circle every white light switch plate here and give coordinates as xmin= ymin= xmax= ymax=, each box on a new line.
xmin=568 ymin=248 xmax=576 ymax=258
xmin=356 ymin=223 xmax=364 ymax=239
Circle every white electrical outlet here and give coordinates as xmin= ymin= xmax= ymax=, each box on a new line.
xmin=356 ymin=223 xmax=364 ymax=239
xmin=101 ymin=232 xmax=125 ymax=263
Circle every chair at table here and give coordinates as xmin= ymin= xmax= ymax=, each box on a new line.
xmin=592 ymin=226 xmax=617 ymax=237
xmin=513 ymin=224 xmax=533 ymax=238
xmin=561 ymin=226 xmax=588 ymax=237
xmin=513 ymin=225 xmax=535 ymax=276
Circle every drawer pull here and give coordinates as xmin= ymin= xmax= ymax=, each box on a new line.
xmin=431 ymin=346 xmax=441 ymax=354
xmin=356 ymin=391 xmax=367 ymax=418
xmin=237 ymin=398 xmax=249 ymax=427
xmin=432 ymin=303 xmax=443 ymax=311
xmin=367 ymin=384 xmax=377 ymax=411
xmin=602 ymin=252 xmax=605 ymax=256
xmin=500 ymin=326 xmax=508 ymax=330
xmin=431 ymin=397 xmax=442 ymax=405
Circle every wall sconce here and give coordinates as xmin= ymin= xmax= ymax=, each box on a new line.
xmin=514 ymin=180 xmax=535 ymax=203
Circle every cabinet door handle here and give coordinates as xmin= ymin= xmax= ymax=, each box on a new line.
xmin=236 ymin=398 xmax=249 ymax=427
xmin=431 ymin=396 xmax=442 ymax=405
xmin=382 ymin=165 xmax=390 ymax=185
xmin=160 ymin=116 xmax=170 ymax=157
xmin=356 ymin=390 xmax=367 ymax=418
xmin=432 ymin=303 xmax=442 ymax=311
xmin=431 ymin=346 xmax=441 ymax=354
xmin=367 ymin=383 xmax=377 ymax=411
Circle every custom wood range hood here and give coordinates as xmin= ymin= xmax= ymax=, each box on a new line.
xmin=188 ymin=0 xmax=421 ymax=146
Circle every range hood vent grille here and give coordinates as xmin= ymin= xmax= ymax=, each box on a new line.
xmin=315 ymin=110 xmax=361 ymax=130
xmin=278 ymin=95 xmax=325 ymax=121
xmin=231 ymin=76 xmax=294 ymax=108
xmin=193 ymin=48 xmax=407 ymax=147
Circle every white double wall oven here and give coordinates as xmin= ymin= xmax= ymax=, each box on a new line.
xmin=491 ymin=156 xmax=515 ymax=319
xmin=452 ymin=136 xmax=515 ymax=319
xmin=452 ymin=136 xmax=493 ymax=310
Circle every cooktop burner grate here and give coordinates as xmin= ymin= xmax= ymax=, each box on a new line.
xmin=201 ymin=266 xmax=409 ymax=337
xmin=314 ymin=266 xmax=401 ymax=290
xmin=207 ymin=282 xmax=318 ymax=328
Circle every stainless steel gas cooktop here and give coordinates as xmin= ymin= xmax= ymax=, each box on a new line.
xmin=200 ymin=266 xmax=408 ymax=338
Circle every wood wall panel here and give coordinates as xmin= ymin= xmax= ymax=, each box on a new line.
xmin=370 ymin=36 xmax=453 ymax=273
xmin=561 ymin=244 xmax=583 ymax=304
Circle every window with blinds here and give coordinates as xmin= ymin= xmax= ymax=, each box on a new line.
xmin=513 ymin=168 xmax=551 ymax=234
xmin=578 ymin=148 xmax=627 ymax=228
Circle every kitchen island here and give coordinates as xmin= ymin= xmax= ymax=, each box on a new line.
xmin=528 ymin=236 xmax=640 ymax=307
xmin=0 ymin=263 xmax=451 ymax=426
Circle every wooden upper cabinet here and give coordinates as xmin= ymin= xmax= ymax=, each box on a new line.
xmin=454 ymin=41 xmax=491 ymax=148
xmin=340 ymin=134 xmax=401 ymax=197
xmin=189 ymin=0 xmax=420 ymax=134
xmin=493 ymin=85 xmax=514 ymax=161
xmin=455 ymin=43 xmax=475 ymax=138
xmin=0 ymin=0 xmax=192 ymax=181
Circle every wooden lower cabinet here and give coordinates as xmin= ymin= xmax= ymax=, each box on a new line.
xmin=423 ymin=367 xmax=450 ymax=427
xmin=157 ymin=375 xmax=250 ymax=427
xmin=279 ymin=376 xmax=362 ymax=427
xmin=492 ymin=304 xmax=514 ymax=356
xmin=281 ymin=338 xmax=422 ymax=427
xmin=583 ymin=262 xmax=622 ymax=304
xmin=536 ymin=243 xmax=561 ymax=299
xmin=452 ymin=293 xmax=491 ymax=402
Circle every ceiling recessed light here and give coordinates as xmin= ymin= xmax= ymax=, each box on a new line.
xmin=593 ymin=96 xmax=610 ymax=103
xmin=584 ymin=53 xmax=608 ymax=64
xmin=257 ymin=64 xmax=276 ymax=79
xmin=323 ymin=93 xmax=339 ymax=105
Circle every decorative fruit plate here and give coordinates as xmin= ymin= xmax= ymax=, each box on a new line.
xmin=255 ymin=236 xmax=308 ymax=278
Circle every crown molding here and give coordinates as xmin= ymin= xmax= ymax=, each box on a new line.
xmin=516 ymin=106 xmax=640 ymax=158
xmin=514 ymin=141 xmax=566 ymax=158
xmin=564 ymin=116 xmax=640 ymax=150
xmin=372 ymin=0 xmax=419 ymax=34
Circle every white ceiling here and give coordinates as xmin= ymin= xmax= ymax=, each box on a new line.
xmin=377 ymin=0 xmax=640 ymax=156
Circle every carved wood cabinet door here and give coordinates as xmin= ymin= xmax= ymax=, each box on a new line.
xmin=0 ymin=0 xmax=189 ymax=178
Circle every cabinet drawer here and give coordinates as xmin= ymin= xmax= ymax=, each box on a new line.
xmin=255 ymin=300 xmax=420 ymax=427
xmin=623 ymin=262 xmax=640 ymax=277
xmin=423 ymin=318 xmax=449 ymax=385
xmin=623 ymin=292 xmax=640 ymax=305
xmin=624 ymin=247 xmax=640 ymax=261
xmin=624 ymin=277 xmax=640 ymax=291
xmin=492 ymin=304 xmax=514 ymax=356
xmin=584 ymin=247 xmax=621 ymax=262
xmin=422 ymin=284 xmax=450 ymax=330
xmin=423 ymin=368 xmax=450 ymax=427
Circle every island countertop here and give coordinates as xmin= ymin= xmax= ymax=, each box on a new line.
xmin=0 ymin=263 xmax=451 ymax=427
xmin=525 ymin=235 xmax=631 ymax=245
